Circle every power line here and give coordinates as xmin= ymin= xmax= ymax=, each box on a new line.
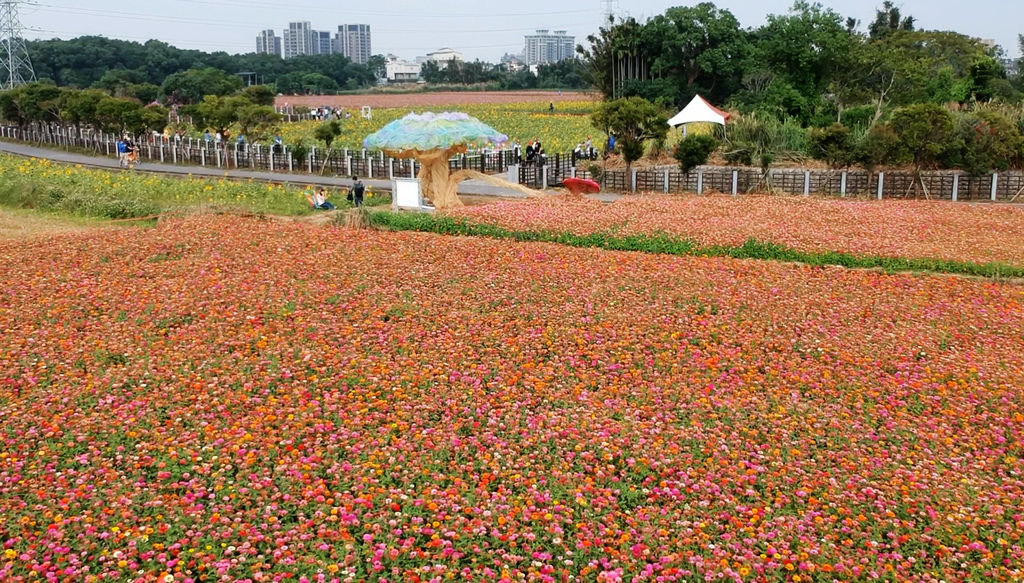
xmin=1 ymin=0 xmax=36 ymax=89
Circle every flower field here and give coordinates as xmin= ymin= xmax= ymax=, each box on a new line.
xmin=277 ymin=102 xmax=601 ymax=153
xmin=0 ymin=155 xmax=324 ymax=219
xmin=452 ymin=196 xmax=1024 ymax=268
xmin=1 ymin=215 xmax=1023 ymax=582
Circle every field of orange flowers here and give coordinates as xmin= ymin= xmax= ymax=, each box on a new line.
xmin=1 ymin=215 xmax=1023 ymax=583
xmin=453 ymin=196 xmax=1024 ymax=267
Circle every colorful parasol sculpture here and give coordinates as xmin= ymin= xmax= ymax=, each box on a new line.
xmin=363 ymin=112 xmax=509 ymax=209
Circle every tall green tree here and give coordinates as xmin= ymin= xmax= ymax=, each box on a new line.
xmin=867 ymin=1 xmax=915 ymax=39
xmin=643 ymin=3 xmax=750 ymax=106
xmin=745 ymin=1 xmax=856 ymax=122
xmin=161 ymin=68 xmax=243 ymax=105
xmin=591 ymin=97 xmax=668 ymax=173
xmin=887 ymin=103 xmax=955 ymax=170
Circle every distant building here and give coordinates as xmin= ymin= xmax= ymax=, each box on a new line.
xmin=335 ymin=24 xmax=372 ymax=64
xmin=524 ymin=30 xmax=574 ymax=65
xmin=424 ymin=48 xmax=464 ymax=69
xmin=314 ymin=30 xmax=333 ymax=56
xmin=385 ymin=54 xmax=421 ymax=82
xmin=262 ymin=21 xmax=371 ymax=61
xmin=1004 ymin=58 xmax=1020 ymax=77
xmin=256 ymin=29 xmax=281 ymax=57
xmin=283 ymin=22 xmax=315 ymax=58
xmin=501 ymin=53 xmax=526 ymax=72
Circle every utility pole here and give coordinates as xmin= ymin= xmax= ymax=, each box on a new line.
xmin=601 ymin=0 xmax=618 ymax=26
xmin=0 ymin=0 xmax=36 ymax=90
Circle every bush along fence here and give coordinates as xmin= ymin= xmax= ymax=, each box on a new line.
xmin=3 ymin=124 xmax=1023 ymax=202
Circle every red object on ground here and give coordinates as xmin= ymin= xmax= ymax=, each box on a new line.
xmin=562 ymin=178 xmax=601 ymax=196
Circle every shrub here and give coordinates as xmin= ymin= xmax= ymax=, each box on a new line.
xmin=291 ymin=142 xmax=310 ymax=166
xmin=675 ymin=134 xmax=718 ymax=174
xmin=855 ymin=124 xmax=902 ymax=170
xmin=887 ymin=103 xmax=956 ymax=170
xmin=945 ymin=110 xmax=1023 ymax=175
xmin=807 ymin=123 xmax=855 ymax=168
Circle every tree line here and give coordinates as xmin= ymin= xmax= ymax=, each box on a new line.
xmin=578 ymin=1 xmax=1022 ymax=122
xmin=580 ymin=1 xmax=1024 ymax=177
xmin=26 ymin=36 xmax=382 ymax=97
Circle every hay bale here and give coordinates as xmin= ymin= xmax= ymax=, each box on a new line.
xmin=342 ymin=207 xmax=369 ymax=229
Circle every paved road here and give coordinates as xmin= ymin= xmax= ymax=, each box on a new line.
xmin=0 ymin=140 xmax=622 ymax=203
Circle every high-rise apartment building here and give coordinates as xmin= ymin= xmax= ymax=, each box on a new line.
xmin=261 ymin=22 xmax=371 ymax=60
xmin=256 ymin=29 xmax=282 ymax=56
xmin=523 ymin=30 xmax=574 ymax=65
xmin=314 ymin=31 xmax=333 ymax=56
xmin=334 ymin=24 xmax=372 ymax=64
xmin=282 ymin=21 xmax=315 ymax=58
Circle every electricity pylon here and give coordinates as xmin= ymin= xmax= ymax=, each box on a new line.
xmin=1 ymin=0 xmax=36 ymax=90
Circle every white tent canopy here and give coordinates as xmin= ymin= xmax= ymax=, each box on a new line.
xmin=668 ymin=95 xmax=731 ymax=136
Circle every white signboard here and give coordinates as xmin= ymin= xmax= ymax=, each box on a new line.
xmin=393 ymin=178 xmax=425 ymax=210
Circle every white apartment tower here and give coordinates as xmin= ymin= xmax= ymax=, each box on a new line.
xmin=283 ymin=21 xmax=315 ymax=58
xmin=334 ymin=24 xmax=371 ymax=64
xmin=524 ymin=30 xmax=575 ymax=65
xmin=255 ymin=29 xmax=281 ymax=56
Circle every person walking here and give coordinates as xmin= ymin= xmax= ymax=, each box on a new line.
xmin=349 ymin=176 xmax=365 ymax=207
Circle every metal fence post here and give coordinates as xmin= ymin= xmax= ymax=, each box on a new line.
xmin=200 ymin=148 xmax=205 ymax=166
xmin=308 ymin=147 xmax=315 ymax=173
xmin=664 ymin=170 xmax=670 ymax=193
xmin=840 ymin=171 xmax=847 ymax=197
xmin=697 ymin=170 xmax=703 ymax=195
xmin=877 ymin=172 xmax=884 ymax=200
xmin=346 ymin=156 xmax=352 ymax=176
xmin=991 ymin=173 xmax=998 ymax=201
xmin=952 ymin=174 xmax=959 ymax=201
xmin=803 ymin=170 xmax=810 ymax=196
xmin=631 ymin=169 xmax=637 ymax=192
xmin=731 ymin=170 xmax=738 ymax=196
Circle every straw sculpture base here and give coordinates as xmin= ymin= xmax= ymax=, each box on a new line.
xmin=416 ymin=151 xmax=545 ymax=210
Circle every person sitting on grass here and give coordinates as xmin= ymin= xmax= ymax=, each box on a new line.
xmin=312 ymin=187 xmax=335 ymax=210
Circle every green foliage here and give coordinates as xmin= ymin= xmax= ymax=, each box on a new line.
xmin=674 ymin=134 xmax=718 ymax=174
xmin=591 ymin=97 xmax=668 ymax=169
xmin=887 ymin=103 xmax=956 ymax=169
xmin=28 ymin=37 xmax=379 ymax=92
xmin=944 ymin=110 xmax=1023 ymax=175
xmin=161 ymin=68 xmax=242 ymax=105
xmin=235 ymin=105 xmax=281 ymax=143
xmin=194 ymin=95 xmax=249 ymax=136
xmin=240 ymin=85 xmax=277 ymax=107
xmin=855 ymin=124 xmax=902 ymax=169
xmin=312 ymin=120 xmax=343 ymax=149
xmin=807 ymin=123 xmax=855 ymax=167
xmin=723 ymin=113 xmax=807 ymax=165
xmin=366 ymin=211 xmax=1024 ymax=279
xmin=749 ymin=1 xmax=855 ymax=123
xmin=643 ymin=3 xmax=750 ymax=106
xmin=867 ymin=1 xmax=915 ymax=39
xmin=290 ymin=142 xmax=310 ymax=166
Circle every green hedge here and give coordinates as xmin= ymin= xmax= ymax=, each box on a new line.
xmin=367 ymin=210 xmax=1024 ymax=279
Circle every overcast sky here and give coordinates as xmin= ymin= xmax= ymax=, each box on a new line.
xmin=19 ymin=0 xmax=1022 ymax=62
